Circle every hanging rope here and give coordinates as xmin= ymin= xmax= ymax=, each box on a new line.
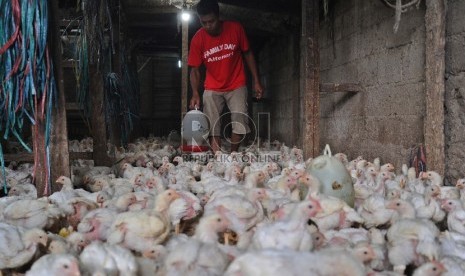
xmin=0 ymin=0 xmax=56 ymax=195
xmin=383 ymin=0 xmax=422 ymax=33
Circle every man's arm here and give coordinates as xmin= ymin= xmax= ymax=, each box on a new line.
xmin=189 ymin=67 xmax=201 ymax=109
xmin=243 ymin=50 xmax=264 ymax=99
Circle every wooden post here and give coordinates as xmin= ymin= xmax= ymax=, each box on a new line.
xmin=424 ymin=0 xmax=446 ymax=175
xmin=181 ymin=19 xmax=189 ymax=116
xmin=32 ymin=122 xmax=47 ymax=197
xmin=90 ymin=66 xmax=111 ymax=166
xmin=300 ymin=0 xmax=320 ymax=158
xmin=49 ymin=0 xmax=71 ymax=191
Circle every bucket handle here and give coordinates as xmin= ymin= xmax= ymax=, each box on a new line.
xmin=323 ymin=144 xmax=332 ymax=156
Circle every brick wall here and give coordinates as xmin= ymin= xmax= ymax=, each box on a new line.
xmin=445 ymin=0 xmax=465 ymax=184
xmin=252 ymin=0 xmax=465 ymax=182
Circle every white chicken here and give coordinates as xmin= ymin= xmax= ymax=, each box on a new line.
xmin=0 ymin=223 xmax=48 ymax=269
xmin=309 ymin=193 xmax=364 ymax=231
xmin=386 ymin=218 xmax=440 ymax=274
xmin=106 ymin=189 xmax=179 ymax=253
xmin=358 ymin=194 xmax=395 ymax=228
xmin=8 ymin=183 xmax=37 ymax=198
xmin=455 ymin=178 xmax=465 ymax=200
xmin=79 ymin=241 xmax=138 ymax=276
xmin=77 ymin=208 xmax=118 ymax=241
xmin=3 ymin=199 xmax=64 ymax=229
xmin=410 ymin=184 xmax=445 ymax=223
xmin=168 ymin=190 xmax=202 ymax=234
xmin=441 ymin=199 xmax=465 ymax=235
xmin=204 ymin=188 xmax=267 ymax=236
xmin=225 ymin=249 xmax=366 ymax=276
xmin=412 ymin=261 xmax=446 ymax=276
xmin=420 ymin=170 xmax=443 ymax=186
xmin=252 ymin=199 xmax=321 ymax=251
xmin=25 ymin=253 xmax=80 ymax=276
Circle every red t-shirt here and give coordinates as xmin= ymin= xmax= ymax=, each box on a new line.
xmin=188 ymin=21 xmax=250 ymax=91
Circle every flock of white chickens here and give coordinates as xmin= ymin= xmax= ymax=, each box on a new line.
xmin=1 ymin=135 xmax=465 ymax=276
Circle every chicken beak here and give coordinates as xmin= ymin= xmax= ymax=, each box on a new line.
xmin=310 ymin=199 xmax=322 ymax=214
xmin=70 ymin=261 xmax=81 ymax=276
xmin=419 ymin=171 xmax=427 ymax=180
xmin=456 ymin=182 xmax=464 ymax=189
xmin=432 ymin=261 xmax=446 ymax=273
xmin=40 ymin=237 xmax=48 ymax=247
xmin=440 ymin=200 xmax=448 ymax=209
xmin=172 ymin=191 xmax=180 ymax=200
xmin=385 ymin=201 xmax=396 ymax=209
xmin=367 ymin=247 xmax=376 ymax=260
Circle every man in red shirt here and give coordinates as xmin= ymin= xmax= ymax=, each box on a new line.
xmin=188 ymin=0 xmax=264 ymax=153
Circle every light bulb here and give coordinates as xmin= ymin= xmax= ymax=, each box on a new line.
xmin=181 ymin=11 xmax=191 ymax=21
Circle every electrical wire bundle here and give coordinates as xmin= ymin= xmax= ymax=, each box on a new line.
xmin=77 ymin=0 xmax=139 ymax=148
xmin=104 ymin=45 xmax=140 ymax=147
xmin=0 ymin=0 xmax=56 ymax=195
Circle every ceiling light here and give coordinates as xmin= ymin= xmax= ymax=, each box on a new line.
xmin=181 ymin=10 xmax=191 ymax=21
xmin=181 ymin=1 xmax=191 ymax=22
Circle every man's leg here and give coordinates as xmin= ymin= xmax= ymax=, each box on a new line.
xmin=225 ymin=86 xmax=250 ymax=153
xmin=230 ymin=133 xmax=243 ymax=152
xmin=210 ymin=136 xmax=221 ymax=153
xmin=203 ymin=90 xmax=225 ymax=152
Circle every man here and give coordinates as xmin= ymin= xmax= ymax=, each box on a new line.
xmin=188 ymin=0 xmax=264 ymax=153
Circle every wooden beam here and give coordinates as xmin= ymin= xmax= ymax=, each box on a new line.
xmin=3 ymin=152 xmax=93 ymax=162
xmin=50 ymin=0 xmax=71 ymax=191
xmin=300 ymin=0 xmax=320 ymax=159
xmin=124 ymin=6 xmax=179 ymax=14
xmin=218 ymin=0 xmax=300 ymax=16
xmin=319 ymin=83 xmax=364 ymax=93
xmin=424 ymin=0 xmax=446 ymax=175
xmin=220 ymin=4 xmax=297 ymax=35
xmin=181 ymin=19 xmax=189 ymax=116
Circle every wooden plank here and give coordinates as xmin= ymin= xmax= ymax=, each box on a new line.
xmin=65 ymin=102 xmax=82 ymax=111
xmin=69 ymin=152 xmax=93 ymax=160
xmin=50 ymin=0 xmax=71 ymax=191
xmin=62 ymin=60 xmax=77 ymax=68
xmin=300 ymin=0 xmax=320 ymax=159
xmin=4 ymin=152 xmax=93 ymax=162
xmin=60 ymin=19 xmax=81 ymax=28
xmin=319 ymin=83 xmax=364 ymax=93
xmin=424 ymin=0 xmax=446 ymax=175
xmin=181 ymin=20 xmax=189 ymax=116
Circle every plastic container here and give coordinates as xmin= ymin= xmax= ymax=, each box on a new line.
xmin=307 ymin=144 xmax=355 ymax=207
xmin=181 ymin=109 xmax=210 ymax=152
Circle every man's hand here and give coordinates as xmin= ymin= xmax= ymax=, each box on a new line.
xmin=189 ymin=93 xmax=201 ymax=109
xmin=254 ymin=80 xmax=265 ymax=99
